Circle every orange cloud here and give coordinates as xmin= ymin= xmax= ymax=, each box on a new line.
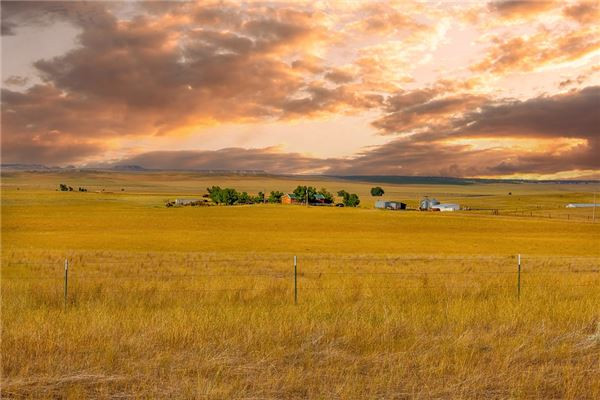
xmin=472 ymin=27 xmax=600 ymax=74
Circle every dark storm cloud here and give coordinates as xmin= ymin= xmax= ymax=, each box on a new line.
xmin=357 ymin=86 xmax=600 ymax=176
xmin=453 ymin=86 xmax=600 ymax=140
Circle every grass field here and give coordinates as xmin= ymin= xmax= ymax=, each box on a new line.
xmin=2 ymin=171 xmax=599 ymax=398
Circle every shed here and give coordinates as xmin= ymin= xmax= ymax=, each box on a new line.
xmin=313 ymin=193 xmax=327 ymax=204
xmin=281 ymin=193 xmax=298 ymax=204
xmin=175 ymin=198 xmax=200 ymax=206
xmin=566 ymin=203 xmax=598 ymax=208
xmin=376 ymin=200 xmax=406 ymax=210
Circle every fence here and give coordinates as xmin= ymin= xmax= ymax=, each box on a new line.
xmin=3 ymin=254 xmax=599 ymax=307
xmin=462 ymin=208 xmax=597 ymax=222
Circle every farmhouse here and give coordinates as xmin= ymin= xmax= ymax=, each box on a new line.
xmin=281 ymin=193 xmax=298 ymax=204
xmin=313 ymin=194 xmax=327 ymax=204
xmin=566 ymin=203 xmax=598 ymax=208
xmin=375 ymin=200 xmax=407 ymax=210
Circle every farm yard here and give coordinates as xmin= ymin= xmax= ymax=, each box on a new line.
xmin=2 ymin=171 xmax=600 ymax=398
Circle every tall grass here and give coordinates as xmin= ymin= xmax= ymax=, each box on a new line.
xmin=3 ymin=251 xmax=599 ymax=398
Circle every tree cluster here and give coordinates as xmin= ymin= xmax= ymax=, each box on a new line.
xmin=292 ymin=186 xmax=334 ymax=204
xmin=206 ymin=186 xmax=266 ymax=205
xmin=337 ymin=190 xmax=360 ymax=207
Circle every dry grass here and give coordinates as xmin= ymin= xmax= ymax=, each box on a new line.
xmin=2 ymin=172 xmax=600 ymax=398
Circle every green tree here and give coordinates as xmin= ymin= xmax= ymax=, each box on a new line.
xmin=221 ymin=188 xmax=239 ymax=205
xmin=293 ymin=185 xmax=317 ymax=204
xmin=337 ymin=190 xmax=360 ymax=207
xmin=238 ymin=191 xmax=252 ymax=204
xmin=346 ymin=193 xmax=360 ymax=207
xmin=206 ymin=186 xmax=239 ymax=205
xmin=206 ymin=186 xmax=223 ymax=204
xmin=370 ymin=186 xmax=385 ymax=196
xmin=268 ymin=190 xmax=284 ymax=203
xmin=255 ymin=191 xmax=265 ymax=203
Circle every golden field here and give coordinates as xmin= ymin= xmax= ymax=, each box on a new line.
xmin=1 ymin=171 xmax=599 ymax=399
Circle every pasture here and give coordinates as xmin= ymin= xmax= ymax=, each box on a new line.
xmin=2 ymin=171 xmax=599 ymax=398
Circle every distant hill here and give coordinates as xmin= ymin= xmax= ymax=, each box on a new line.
xmin=1 ymin=163 xmax=54 ymax=171
xmin=332 ymin=175 xmax=600 ymax=185
xmin=110 ymin=165 xmax=148 ymax=171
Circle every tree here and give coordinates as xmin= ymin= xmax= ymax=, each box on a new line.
xmin=59 ymin=184 xmax=69 ymax=191
xmin=293 ymin=185 xmax=317 ymax=204
xmin=337 ymin=190 xmax=360 ymax=207
xmin=206 ymin=186 xmax=223 ymax=203
xmin=318 ymin=187 xmax=334 ymax=204
xmin=220 ymin=188 xmax=239 ymax=205
xmin=255 ymin=191 xmax=265 ymax=203
xmin=206 ymin=186 xmax=239 ymax=205
xmin=268 ymin=190 xmax=284 ymax=203
xmin=238 ymin=191 xmax=252 ymax=204
xmin=370 ymin=186 xmax=385 ymax=196
xmin=346 ymin=193 xmax=360 ymax=207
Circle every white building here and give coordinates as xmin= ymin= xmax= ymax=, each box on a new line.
xmin=566 ymin=203 xmax=598 ymax=208
xmin=432 ymin=203 xmax=460 ymax=212
xmin=175 ymin=198 xmax=200 ymax=206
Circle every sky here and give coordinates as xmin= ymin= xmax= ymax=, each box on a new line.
xmin=1 ymin=0 xmax=599 ymax=178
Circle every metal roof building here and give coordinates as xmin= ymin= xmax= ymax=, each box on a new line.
xmin=375 ymin=200 xmax=407 ymax=210
xmin=419 ymin=197 xmax=440 ymax=210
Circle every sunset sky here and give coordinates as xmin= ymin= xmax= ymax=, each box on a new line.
xmin=1 ymin=0 xmax=599 ymax=178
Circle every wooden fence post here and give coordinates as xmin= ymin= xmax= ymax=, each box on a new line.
xmin=517 ymin=254 xmax=521 ymax=300
xmin=294 ymin=256 xmax=298 ymax=305
xmin=64 ymin=258 xmax=69 ymax=308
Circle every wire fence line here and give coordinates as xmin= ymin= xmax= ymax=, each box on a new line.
xmin=4 ymin=253 xmax=600 ymax=310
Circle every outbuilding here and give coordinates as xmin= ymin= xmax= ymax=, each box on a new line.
xmin=375 ymin=200 xmax=407 ymax=210
xmin=431 ymin=203 xmax=460 ymax=212
xmin=419 ymin=197 xmax=440 ymax=210
xmin=175 ymin=198 xmax=200 ymax=206
xmin=566 ymin=203 xmax=598 ymax=208
xmin=281 ymin=193 xmax=298 ymax=204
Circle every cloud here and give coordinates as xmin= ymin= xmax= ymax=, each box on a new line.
xmin=106 ymin=87 xmax=599 ymax=178
xmin=487 ymin=0 xmax=557 ymax=19
xmin=1 ymin=1 xmax=598 ymax=179
xmin=1 ymin=1 xmax=378 ymax=164
xmin=371 ymin=80 xmax=488 ymax=134
xmin=563 ymin=1 xmax=600 ymax=24
xmin=453 ymin=86 xmax=600 ymax=140
xmin=3 ymin=75 xmax=29 ymax=86
xmin=472 ymin=27 xmax=600 ymax=74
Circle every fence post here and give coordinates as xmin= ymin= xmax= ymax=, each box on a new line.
xmin=294 ymin=256 xmax=298 ymax=305
xmin=64 ymin=258 xmax=69 ymax=308
xmin=517 ymin=254 xmax=521 ymax=300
